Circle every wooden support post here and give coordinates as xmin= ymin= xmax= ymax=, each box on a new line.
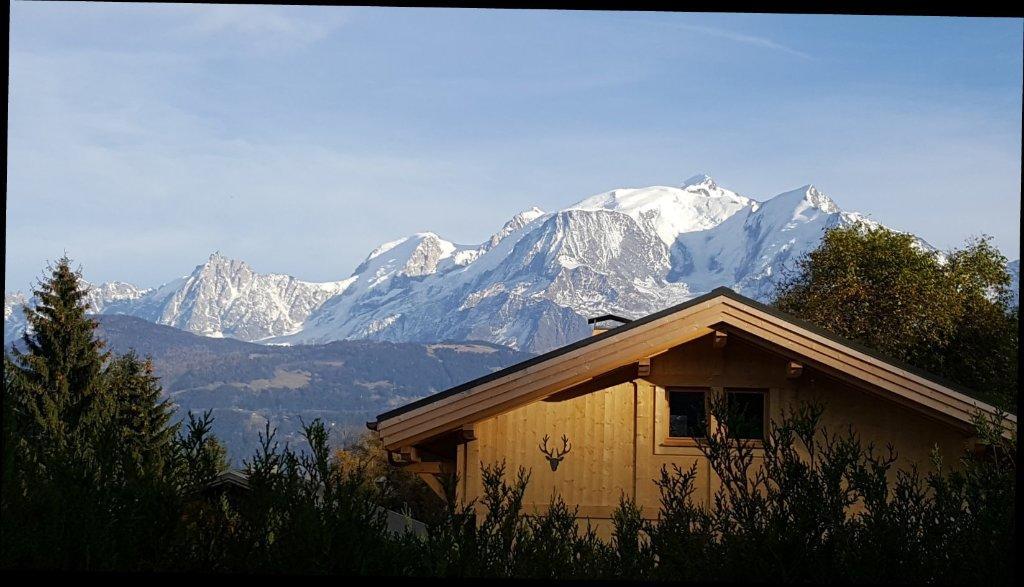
xmin=459 ymin=425 xmax=477 ymax=442
xmin=787 ymin=361 xmax=804 ymax=379
xmin=713 ymin=330 xmax=728 ymax=349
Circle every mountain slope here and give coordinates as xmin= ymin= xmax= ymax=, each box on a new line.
xmin=82 ymin=315 xmax=532 ymax=461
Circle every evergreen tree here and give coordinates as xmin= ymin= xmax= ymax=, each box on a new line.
xmin=6 ymin=256 xmax=110 ymax=462
xmin=1 ymin=256 xmax=181 ymax=569
xmin=104 ymin=351 xmax=177 ymax=480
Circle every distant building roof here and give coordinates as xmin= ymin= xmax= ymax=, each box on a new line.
xmin=202 ymin=469 xmax=251 ymax=493
xmin=198 ymin=469 xmax=427 ymax=538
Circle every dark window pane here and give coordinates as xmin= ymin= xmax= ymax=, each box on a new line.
xmin=727 ymin=391 xmax=765 ymax=440
xmin=669 ymin=391 xmax=706 ymax=438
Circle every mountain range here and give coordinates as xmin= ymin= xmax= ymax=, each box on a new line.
xmin=5 ymin=175 xmax=1017 ymax=354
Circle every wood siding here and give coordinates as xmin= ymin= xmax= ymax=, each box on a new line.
xmin=458 ymin=333 xmax=972 ymax=527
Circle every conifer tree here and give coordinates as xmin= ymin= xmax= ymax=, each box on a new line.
xmin=6 ymin=256 xmax=110 ymax=465
xmin=104 ymin=351 xmax=176 ymax=480
xmin=2 ymin=256 xmax=180 ymax=569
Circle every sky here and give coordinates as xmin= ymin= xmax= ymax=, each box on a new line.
xmin=6 ymin=3 xmax=1023 ymax=292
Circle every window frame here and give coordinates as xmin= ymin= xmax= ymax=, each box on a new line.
xmin=723 ymin=387 xmax=769 ymax=442
xmin=663 ymin=387 xmax=710 ymax=446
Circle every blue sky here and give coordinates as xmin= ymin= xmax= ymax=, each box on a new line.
xmin=6 ymin=4 xmax=1022 ymax=292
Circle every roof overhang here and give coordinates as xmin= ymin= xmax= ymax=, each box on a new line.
xmin=375 ymin=288 xmax=1015 ymax=450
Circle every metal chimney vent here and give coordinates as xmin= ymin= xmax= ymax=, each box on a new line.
xmin=587 ymin=314 xmax=632 ymax=336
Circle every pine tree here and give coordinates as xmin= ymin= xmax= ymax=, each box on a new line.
xmin=6 ymin=256 xmax=110 ymax=464
xmin=2 ymin=256 xmax=181 ymax=569
xmin=103 ymin=351 xmax=177 ymax=480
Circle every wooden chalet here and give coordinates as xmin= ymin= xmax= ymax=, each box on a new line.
xmin=370 ymin=287 xmax=1015 ymax=527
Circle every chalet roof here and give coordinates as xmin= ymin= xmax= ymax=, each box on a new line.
xmin=374 ymin=287 xmax=1014 ymax=450
xmin=202 ymin=469 xmax=251 ymax=492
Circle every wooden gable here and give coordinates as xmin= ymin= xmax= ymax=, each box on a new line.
xmin=374 ymin=288 xmax=1015 ymax=452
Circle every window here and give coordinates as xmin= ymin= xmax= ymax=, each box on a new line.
xmin=668 ymin=389 xmax=707 ymax=438
xmin=726 ymin=389 xmax=766 ymax=441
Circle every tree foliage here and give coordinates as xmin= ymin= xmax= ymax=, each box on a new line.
xmin=2 ymin=256 xmax=180 ymax=569
xmin=773 ymin=226 xmax=1018 ymax=409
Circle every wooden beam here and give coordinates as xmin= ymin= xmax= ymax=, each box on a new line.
xmin=399 ymin=446 xmax=421 ymax=463
xmin=415 ymin=472 xmax=446 ymax=500
xmin=786 ymin=361 xmax=804 ymax=379
xmin=544 ymin=364 xmax=641 ymax=403
xmin=459 ymin=425 xmax=476 ymax=442
xmin=713 ymin=330 xmax=728 ymax=348
xmin=404 ymin=461 xmax=453 ymax=475
xmin=637 ymin=357 xmax=651 ymax=377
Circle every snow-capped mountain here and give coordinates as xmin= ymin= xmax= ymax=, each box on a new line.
xmin=85 ymin=281 xmax=151 ymax=313
xmin=129 ymin=253 xmax=353 ymax=340
xmin=9 ymin=176 xmax=1010 ymax=353
xmin=4 ymin=292 xmax=29 ymax=343
xmin=5 ymin=254 xmax=351 ymax=344
xmin=281 ymin=178 xmax=889 ymax=351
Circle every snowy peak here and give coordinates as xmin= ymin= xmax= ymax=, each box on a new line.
xmin=152 ymin=253 xmax=350 ymax=340
xmin=517 ymin=208 xmax=670 ymax=275
xmin=4 ymin=292 xmax=28 ymax=322
xmin=4 ymin=292 xmax=30 ymax=343
xmin=488 ymin=207 xmax=546 ymax=249
xmin=84 ymin=281 xmax=150 ymax=313
xmin=759 ymin=184 xmax=842 ymax=224
xmin=193 ymin=251 xmax=253 ymax=281
xmin=398 ymin=233 xmax=457 ymax=277
xmin=681 ymin=173 xmax=717 ymax=190
xmin=570 ymin=179 xmax=753 ymax=245
xmin=47 ymin=253 xmax=355 ymax=342
xmin=353 ymin=232 xmax=471 ymax=287
xmin=803 ymin=185 xmax=839 ymax=214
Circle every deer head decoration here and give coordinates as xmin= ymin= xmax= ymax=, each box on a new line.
xmin=538 ymin=434 xmax=572 ymax=471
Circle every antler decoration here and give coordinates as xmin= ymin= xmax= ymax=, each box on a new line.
xmin=539 ymin=434 xmax=572 ymax=471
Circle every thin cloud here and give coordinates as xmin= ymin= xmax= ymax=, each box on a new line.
xmin=643 ymin=19 xmax=813 ymax=60
xmin=685 ymin=24 xmax=812 ymax=59
xmin=161 ymin=4 xmax=351 ymax=53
